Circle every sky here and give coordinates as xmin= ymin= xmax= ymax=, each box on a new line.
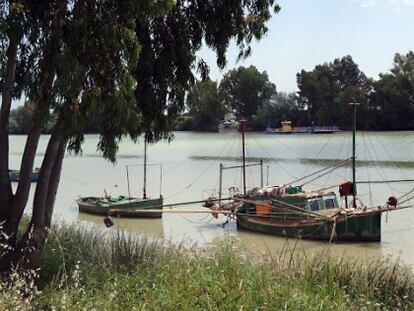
xmin=199 ymin=0 xmax=414 ymax=93
xmin=8 ymin=0 xmax=414 ymax=107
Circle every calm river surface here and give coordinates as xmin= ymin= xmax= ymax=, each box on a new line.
xmin=9 ymin=131 xmax=414 ymax=265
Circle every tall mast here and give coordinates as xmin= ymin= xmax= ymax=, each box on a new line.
xmin=240 ymin=119 xmax=247 ymax=195
xmin=351 ymin=101 xmax=359 ymax=207
xmin=143 ymin=137 xmax=147 ymax=199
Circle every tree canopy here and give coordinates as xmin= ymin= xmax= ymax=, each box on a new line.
xmin=219 ymin=65 xmax=276 ymax=121
xmin=369 ymin=52 xmax=414 ymax=130
xmin=0 ymin=0 xmax=281 ymax=271
xmin=182 ymin=79 xmax=225 ymax=131
xmin=297 ymin=55 xmax=370 ymax=129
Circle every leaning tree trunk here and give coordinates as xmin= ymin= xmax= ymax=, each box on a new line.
xmin=0 ymin=18 xmax=22 ymax=271
xmin=0 ymin=31 xmax=59 ymax=273
xmin=16 ymin=134 xmax=67 ymax=269
xmin=0 ymin=24 xmax=20 ymax=218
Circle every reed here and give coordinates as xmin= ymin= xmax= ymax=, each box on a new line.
xmin=1 ymin=221 xmax=414 ymax=310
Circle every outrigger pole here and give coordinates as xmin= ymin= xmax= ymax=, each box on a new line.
xmin=218 ymin=161 xmax=263 ymax=207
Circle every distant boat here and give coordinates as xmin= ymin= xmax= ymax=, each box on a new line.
xmin=218 ymin=119 xmax=239 ymax=132
xmin=265 ymin=121 xmax=340 ymax=134
xmin=77 ymin=138 xmax=163 ymax=218
xmin=9 ymin=168 xmax=40 ymax=182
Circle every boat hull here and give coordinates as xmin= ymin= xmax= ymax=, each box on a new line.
xmin=77 ymin=197 xmax=163 ymax=218
xmin=9 ymin=170 xmax=40 ymax=182
xmin=236 ymin=212 xmax=381 ymax=242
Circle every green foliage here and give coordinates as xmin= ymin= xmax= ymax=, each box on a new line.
xmin=369 ymin=51 xmax=414 ymax=130
xmin=132 ymin=1 xmax=280 ymax=143
xmin=182 ymin=79 xmax=225 ymax=131
xmin=2 ymin=0 xmax=280 ymax=158
xmin=219 ymin=66 xmax=276 ymax=121
xmin=297 ymin=55 xmax=369 ymax=130
xmin=252 ymin=92 xmax=306 ymax=130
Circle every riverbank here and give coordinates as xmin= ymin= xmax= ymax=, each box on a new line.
xmin=1 ymin=222 xmax=414 ymax=310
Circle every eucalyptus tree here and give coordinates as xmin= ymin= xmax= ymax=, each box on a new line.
xmin=370 ymin=51 xmax=414 ymax=130
xmin=297 ymin=56 xmax=369 ymax=129
xmin=0 ymin=0 xmax=280 ymax=271
xmin=185 ymin=79 xmax=225 ymax=131
xmin=0 ymin=0 xmax=168 ymax=271
xmin=219 ymin=65 xmax=277 ymax=121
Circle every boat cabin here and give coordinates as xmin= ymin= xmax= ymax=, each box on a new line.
xmin=307 ymin=193 xmax=339 ymax=212
xmin=281 ymin=121 xmax=292 ymax=133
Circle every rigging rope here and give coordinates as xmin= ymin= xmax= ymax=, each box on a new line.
xmin=300 ymin=161 xmax=353 ymax=187
xmin=164 ymin=134 xmax=236 ymax=199
xmin=285 ymin=158 xmax=351 ymax=186
xmin=252 ymin=136 xmax=297 ymax=180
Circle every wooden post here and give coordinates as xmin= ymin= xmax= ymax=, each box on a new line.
xmin=159 ymin=164 xmax=163 ymax=197
xmin=219 ymin=163 xmax=223 ymax=207
xmin=126 ymin=166 xmax=131 ymax=199
xmin=143 ymin=138 xmax=147 ymax=199
xmin=260 ymin=159 xmax=264 ymax=188
xmin=266 ymin=165 xmax=270 ymax=186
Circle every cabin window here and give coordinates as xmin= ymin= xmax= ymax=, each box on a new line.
xmin=309 ymin=200 xmax=320 ymax=211
xmin=324 ymin=199 xmax=335 ymax=209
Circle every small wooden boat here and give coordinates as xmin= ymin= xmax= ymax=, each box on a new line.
xmin=77 ymin=138 xmax=164 ymax=219
xmin=9 ymin=168 xmax=40 ymax=182
xmin=77 ymin=196 xmax=163 ymax=218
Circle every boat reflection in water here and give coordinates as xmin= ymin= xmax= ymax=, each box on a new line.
xmin=234 ymin=229 xmax=384 ymax=262
xmin=76 ymin=212 xmax=164 ymax=238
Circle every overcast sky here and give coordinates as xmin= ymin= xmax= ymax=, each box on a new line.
xmin=199 ymin=0 xmax=414 ymax=93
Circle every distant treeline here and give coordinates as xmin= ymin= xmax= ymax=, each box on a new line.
xmin=10 ymin=52 xmax=414 ymax=134
xmin=178 ymin=51 xmax=414 ymax=132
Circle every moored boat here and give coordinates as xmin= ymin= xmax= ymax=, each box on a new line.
xmin=204 ymin=106 xmax=410 ymax=242
xmin=265 ymin=121 xmax=340 ymax=134
xmin=9 ymin=168 xmax=40 ymax=182
xmin=77 ymin=196 xmax=163 ymax=218
xmin=77 ymin=138 xmax=164 ymax=219
xmin=235 ymin=187 xmax=382 ymax=242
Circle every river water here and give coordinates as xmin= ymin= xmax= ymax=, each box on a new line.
xmin=9 ymin=131 xmax=414 ymax=265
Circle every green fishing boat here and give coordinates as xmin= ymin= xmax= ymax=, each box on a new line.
xmin=235 ymin=189 xmax=381 ymax=242
xmin=77 ymin=196 xmax=163 ymax=218
xmin=207 ymin=105 xmax=408 ymax=242
xmin=77 ymin=139 xmax=164 ymax=218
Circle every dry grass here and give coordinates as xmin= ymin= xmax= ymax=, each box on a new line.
xmin=1 ymin=221 xmax=414 ymax=310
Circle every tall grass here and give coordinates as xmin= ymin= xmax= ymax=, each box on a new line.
xmin=1 ymin=221 xmax=414 ymax=310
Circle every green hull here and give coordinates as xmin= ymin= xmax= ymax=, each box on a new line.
xmin=77 ymin=196 xmax=163 ymax=218
xmin=236 ymin=212 xmax=381 ymax=242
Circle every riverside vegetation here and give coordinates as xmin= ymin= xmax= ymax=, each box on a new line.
xmin=1 ymin=221 xmax=414 ymax=310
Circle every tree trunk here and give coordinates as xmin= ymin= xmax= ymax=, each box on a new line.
xmin=8 ymin=16 xmax=60 ymax=230
xmin=0 ymin=22 xmax=21 ymax=215
xmin=15 ymin=139 xmax=67 ymax=269
xmin=31 ymin=122 xmax=64 ymax=226
xmin=0 ymin=4 xmax=67 ymax=271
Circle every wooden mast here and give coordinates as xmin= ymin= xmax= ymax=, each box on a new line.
xmin=143 ymin=138 xmax=147 ymax=199
xmin=240 ymin=119 xmax=247 ymax=195
xmin=350 ymin=101 xmax=359 ymax=207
